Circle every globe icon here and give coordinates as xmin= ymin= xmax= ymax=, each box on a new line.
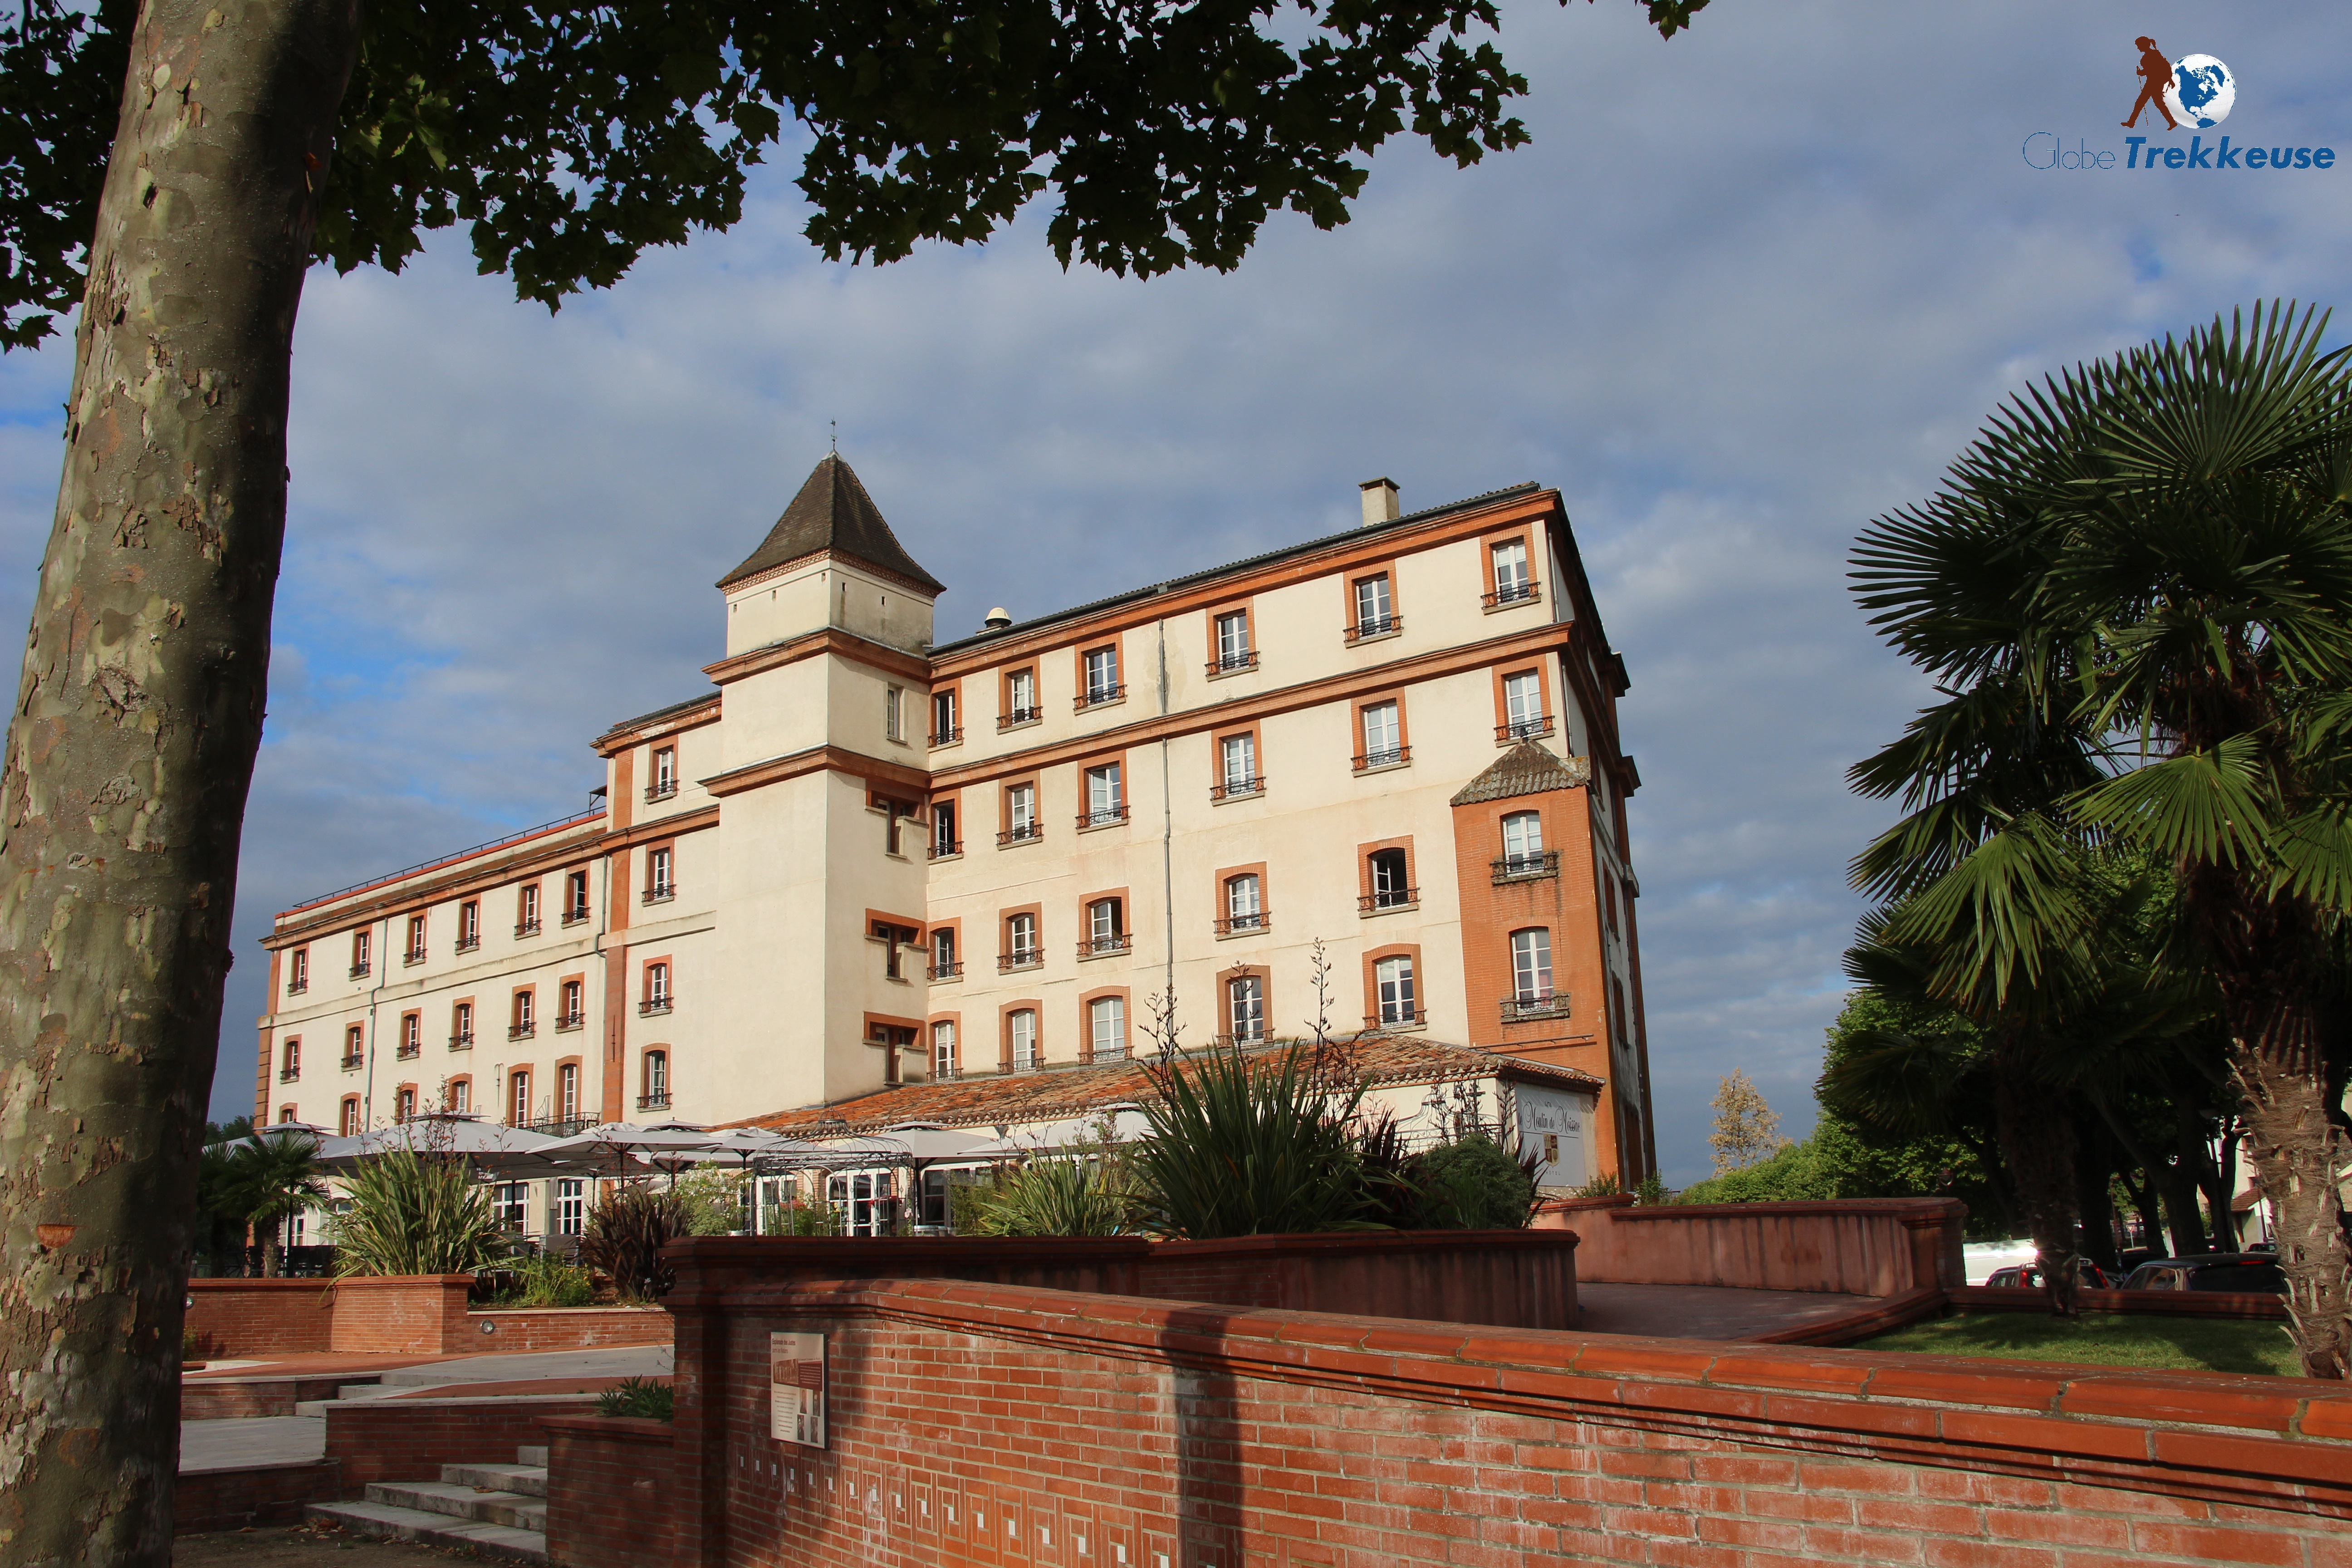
xmin=2165 ymin=54 xmax=2235 ymax=129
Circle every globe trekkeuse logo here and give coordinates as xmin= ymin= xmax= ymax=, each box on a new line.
xmin=2023 ymin=37 xmax=2332 ymax=173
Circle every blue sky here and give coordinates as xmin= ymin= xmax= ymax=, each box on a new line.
xmin=3 ymin=1 xmax=2347 ymax=1182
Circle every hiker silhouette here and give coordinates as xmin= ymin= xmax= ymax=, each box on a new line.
xmin=2123 ymin=36 xmax=2179 ymax=130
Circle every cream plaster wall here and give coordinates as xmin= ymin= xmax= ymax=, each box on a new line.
xmin=724 ymin=558 xmax=934 ymax=658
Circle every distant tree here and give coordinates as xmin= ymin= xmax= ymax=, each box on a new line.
xmin=1707 ymin=1069 xmax=1785 ymax=1175
xmin=221 ymin=1136 xmax=329 ymax=1279
xmin=0 ymin=2 xmax=1720 ymax=1556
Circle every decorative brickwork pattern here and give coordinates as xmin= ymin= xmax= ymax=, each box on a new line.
xmin=544 ymin=1416 xmax=677 ymax=1568
xmin=664 ymin=1274 xmax=2352 ymax=1568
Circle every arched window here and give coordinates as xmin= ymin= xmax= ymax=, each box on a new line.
xmin=1085 ymin=898 xmax=1126 ymax=954
xmin=1004 ymin=914 xmax=1039 ymax=967
xmin=1008 ymin=1009 xmax=1039 ymax=1072
xmin=340 ymin=1097 xmax=361 ymax=1136
xmin=278 ymin=1105 xmax=297 ymax=1124
xmin=643 ymin=1049 xmax=670 ymax=1107
xmin=343 ymin=1024 xmax=364 ymax=1068
xmin=1089 ymin=996 xmax=1127 ymax=1061
xmin=1374 ymin=955 xmax=1417 ymax=1026
xmin=1223 ymin=873 xmax=1264 ymax=933
xmin=1228 ymin=974 xmax=1265 ymax=1044
xmin=395 ymin=1086 xmax=416 ymax=1122
xmin=447 ymin=1078 xmax=471 ymax=1114
xmin=931 ymin=1022 xmax=956 ymax=1078
xmin=452 ymin=1001 xmax=475 ymax=1046
xmin=281 ymin=1038 xmax=300 ymax=1081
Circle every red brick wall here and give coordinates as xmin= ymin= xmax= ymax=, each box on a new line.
xmin=323 ymin=1398 xmax=598 ymax=1494
xmin=329 ymin=1274 xmax=475 ymax=1354
xmin=468 ymin=1306 xmax=673 ymax=1354
xmin=175 ymin=1460 xmax=340 ymax=1534
xmin=181 ymin=1374 xmax=358 ymax=1419
xmin=1135 ymin=1230 xmax=1578 ymax=1329
xmin=185 ymin=1279 xmax=334 ymax=1357
xmin=543 ymin=1416 xmax=676 ymax=1568
xmin=1542 ymin=1196 xmax=1969 ymax=1297
xmin=663 ymin=1274 xmax=2352 ymax=1568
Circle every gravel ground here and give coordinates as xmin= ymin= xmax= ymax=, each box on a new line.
xmin=176 ymin=1522 xmax=501 ymax=1565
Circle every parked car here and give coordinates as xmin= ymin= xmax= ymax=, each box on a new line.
xmin=1983 ymin=1259 xmax=2115 ymax=1289
xmin=2119 ymin=1254 xmax=2286 ymax=1294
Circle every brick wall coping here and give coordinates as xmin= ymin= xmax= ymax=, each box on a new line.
xmin=750 ymin=1276 xmax=2352 ymax=1516
xmin=540 ymin=1414 xmax=676 ymax=1446
xmin=331 ymin=1273 xmax=479 ymax=1287
xmin=468 ymin=1306 xmax=670 ymax=1317
xmin=1147 ymin=1229 xmax=1577 ymax=1257
xmin=1607 ymin=1198 xmax=1966 ymax=1224
xmin=188 ymin=1277 xmax=339 ymax=1292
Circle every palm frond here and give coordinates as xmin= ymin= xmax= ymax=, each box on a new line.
xmin=2071 ymin=733 xmax=2274 ymax=870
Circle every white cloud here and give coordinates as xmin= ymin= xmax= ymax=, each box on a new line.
xmin=2 ymin=0 xmax=2347 ymax=1176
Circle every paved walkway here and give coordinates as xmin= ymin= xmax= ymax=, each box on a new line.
xmin=345 ymin=1345 xmax=672 ymax=1398
xmin=1577 ymin=1283 xmax=1881 ymax=1340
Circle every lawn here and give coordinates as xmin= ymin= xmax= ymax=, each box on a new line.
xmin=1856 ymin=1311 xmax=2298 ymax=1377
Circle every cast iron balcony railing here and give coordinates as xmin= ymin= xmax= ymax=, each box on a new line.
xmin=521 ymin=1116 xmax=598 ymax=1138
xmin=928 ymin=960 xmax=964 ymax=980
xmin=1215 ymin=911 xmax=1270 ymax=937
xmin=1206 ymin=650 xmax=1259 ymax=675
xmin=1075 ymin=684 xmax=1125 ymax=711
xmin=929 ymin=838 xmax=964 ymax=859
xmin=449 ymin=1031 xmax=474 ymax=1050
xmin=509 ymin=1023 xmax=535 ymax=1041
xmin=1483 ymin=580 xmax=1541 ymax=610
xmin=644 ymin=780 xmax=678 ymax=802
xmin=561 ymin=907 xmax=591 ymax=927
xmin=998 ymin=706 xmax=1042 ymax=730
xmin=1344 ymin=613 xmax=1401 ymax=643
xmin=514 ymin=920 xmax=541 ymax=938
xmin=454 ymin=936 xmax=480 ymax=954
xmin=640 ymin=995 xmax=673 ymax=1016
xmin=341 ymin=1052 xmax=364 ymax=1071
xmin=998 ymin=948 xmax=1042 ymax=973
xmin=404 ymin=946 xmax=427 ymax=967
xmin=1500 ymin=990 xmax=1573 ymax=1024
xmin=348 ymin=962 xmax=371 ymax=979
xmin=998 ymin=823 xmax=1042 ymax=847
xmin=556 ymin=1010 xmax=585 ymax=1032
xmin=1366 ymin=1008 xmax=1429 ymax=1029
xmin=1359 ymin=887 xmax=1419 ymax=914
xmin=1210 ymin=775 xmax=1265 ymax=802
xmin=1492 ymin=850 xmax=1562 ymax=884
xmin=397 ymin=1041 xmax=420 ymax=1060
xmin=1353 ymin=746 xmax=1410 ymax=773
xmin=279 ymin=1066 xmax=299 ymax=1083
xmin=1496 ymin=715 xmax=1555 ymax=742
xmin=642 ymin=883 xmax=675 ymax=905
xmin=1077 ymin=805 xmax=1129 ymax=830
xmin=286 ymin=979 xmax=308 ymax=995
xmin=637 ymin=1093 xmax=671 ymax=1111
xmin=1078 ymin=933 xmax=1132 ymax=959
xmin=929 ymin=726 xmax=963 ymax=746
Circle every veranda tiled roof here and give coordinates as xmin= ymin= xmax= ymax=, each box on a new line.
xmin=724 ymin=1035 xmax=1602 ymax=1137
xmin=720 ymin=454 xmax=946 ymax=595
xmin=1449 ymin=742 xmax=1592 ymax=807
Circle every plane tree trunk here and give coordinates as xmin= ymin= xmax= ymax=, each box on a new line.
xmin=0 ymin=1 xmax=360 ymax=1561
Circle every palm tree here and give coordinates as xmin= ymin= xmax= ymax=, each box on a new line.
xmin=1852 ymin=302 xmax=2352 ymax=1377
xmin=226 ymin=1133 xmax=330 ymax=1278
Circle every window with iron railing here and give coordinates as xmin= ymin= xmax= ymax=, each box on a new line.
xmin=1362 ymin=848 xmax=1415 ymax=912
xmin=1214 ymin=733 xmax=1260 ymax=801
xmin=562 ymin=870 xmax=591 ymax=926
xmin=1000 ymin=914 xmax=1041 ymax=970
xmin=287 ymin=950 xmax=309 ymax=994
xmin=931 ymin=801 xmax=961 ymax=859
xmin=1000 ymin=668 xmax=1039 ymax=729
xmin=1227 ymin=975 xmax=1266 ymax=1044
xmin=455 ymin=902 xmax=480 ymax=953
xmin=640 ymin=1050 xmax=668 ymax=1110
xmin=1348 ymin=573 xmax=1398 ymax=641
xmin=646 ymin=746 xmax=678 ymax=800
xmin=1209 ymin=610 xmax=1256 ymax=674
xmin=515 ymin=884 xmax=541 ymax=937
xmin=1089 ymin=995 xmax=1127 ymax=1062
xmin=1079 ymin=763 xmax=1126 ymax=828
xmin=1501 ymin=929 xmax=1568 ymax=1020
xmin=1372 ymin=955 xmax=1419 ymax=1027
xmin=930 ymin=928 xmax=961 ymax=980
xmin=1000 ymin=783 xmax=1040 ymax=845
xmin=342 ymin=1026 xmax=365 ymax=1071
xmin=1499 ymin=671 xmax=1549 ymax=741
xmin=931 ymin=690 xmax=960 ymax=746
xmin=397 ymin=1015 xmax=421 ymax=1059
xmin=1008 ymin=1009 xmax=1039 ymax=1072
xmin=1485 ymin=538 xmax=1538 ymax=608
xmin=1355 ymin=701 xmax=1406 ymax=771
xmin=1078 ymin=647 xmax=1122 ymax=708
xmin=1080 ymin=899 xmax=1128 ymax=957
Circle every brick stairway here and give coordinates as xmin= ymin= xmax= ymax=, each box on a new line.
xmin=307 ymin=1445 xmax=549 ymax=1563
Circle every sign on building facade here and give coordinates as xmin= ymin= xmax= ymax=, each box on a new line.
xmin=769 ymin=1331 xmax=827 ymax=1448
xmin=1514 ymin=1087 xmax=1593 ymax=1190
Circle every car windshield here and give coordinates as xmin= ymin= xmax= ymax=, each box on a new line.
xmin=2190 ymin=1259 xmax=2284 ymax=1293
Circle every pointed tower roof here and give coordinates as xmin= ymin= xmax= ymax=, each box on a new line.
xmin=1450 ymin=742 xmax=1592 ymax=807
xmin=719 ymin=455 xmax=946 ymax=596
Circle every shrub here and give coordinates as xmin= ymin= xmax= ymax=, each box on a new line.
xmin=671 ymin=1168 xmax=748 ymax=1236
xmin=497 ymin=1251 xmax=596 ymax=1308
xmin=594 ymin=1376 xmax=674 ymax=1421
xmin=762 ymin=1199 xmax=842 ymax=1237
xmin=328 ymin=1149 xmax=505 ymax=1278
xmin=580 ymin=1184 xmax=693 ymax=1301
xmin=1673 ymin=1139 xmax=1838 ymax=1205
xmin=1132 ymin=1043 xmax=1374 ymax=1238
xmin=1398 ymin=1134 xmax=1537 ymax=1229
xmin=965 ymin=1154 xmax=1140 ymax=1236
xmin=1568 ymin=1171 xmax=1622 ymax=1199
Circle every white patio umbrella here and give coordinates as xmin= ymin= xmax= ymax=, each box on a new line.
xmin=313 ymin=1113 xmax=559 ymax=1176
xmin=535 ymin=1119 xmax=720 ymax=1178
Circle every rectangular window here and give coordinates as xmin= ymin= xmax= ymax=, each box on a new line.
xmin=884 ymin=685 xmax=905 ymax=742
xmin=1214 ymin=610 xmax=1253 ymax=671
xmin=350 ymin=929 xmax=371 ymax=977
xmin=452 ymin=1001 xmax=474 ymax=1046
xmin=1497 ymin=810 xmax=1553 ymax=881
xmin=1375 ymin=955 xmax=1418 ymax=1025
xmin=1358 ymin=701 xmax=1404 ymax=769
xmin=512 ymin=990 xmax=534 ymax=1038
xmin=493 ymin=1183 xmax=528 ymax=1230
xmin=1003 ymin=667 xmax=1039 ymax=727
xmin=556 ymin=1178 xmax=586 ymax=1237
xmin=1083 ymin=763 xmax=1124 ymax=826
xmin=456 ymin=902 xmax=479 ymax=952
xmin=1003 ymin=782 xmax=1038 ymax=843
xmin=1225 ymin=873 xmax=1264 ymax=932
xmin=1218 ymin=733 xmax=1258 ymax=796
xmin=1503 ymin=671 xmax=1545 ymax=737
xmin=1009 ymin=1009 xmax=1039 ymax=1072
xmin=1005 ymin=913 xmax=1039 ymax=966
xmin=931 ymin=927 xmax=959 ymax=978
xmin=932 ymin=800 xmax=959 ymax=858
xmin=449 ymin=1078 xmax=470 ymax=1114
xmin=289 ymin=949 xmax=309 ymax=993
xmin=564 ymin=869 xmax=591 ymax=924
xmin=400 ymin=1013 xmax=421 ymax=1058
xmin=1082 ymin=646 xmax=1120 ymax=705
xmin=1367 ymin=847 xmax=1413 ymax=910
xmin=1228 ymin=975 xmax=1266 ymax=1044
xmin=517 ymin=884 xmax=541 ymax=936
xmin=646 ymin=847 xmax=673 ymax=901
xmin=1490 ymin=538 xmax=1534 ymax=604
xmin=343 ymin=1024 xmax=364 ymax=1068
xmin=643 ymin=1050 xmax=669 ymax=1106
xmin=1511 ymin=929 xmax=1554 ymax=1001
xmin=561 ymin=979 xmax=584 ymax=1028
xmin=645 ymin=963 xmax=671 ymax=1009
xmin=932 ymin=1021 xmax=957 ymax=1078
xmin=281 ymin=1038 xmax=300 ymax=1080
xmin=395 ymin=1086 xmax=417 ymax=1122
xmin=1089 ymin=996 xmax=1127 ymax=1061
xmin=406 ymin=914 xmax=427 ymax=964
xmin=1086 ymin=899 xmax=1124 ymax=954
xmin=931 ymin=690 xmax=960 ymax=745
xmin=648 ymin=745 xmax=678 ymax=799
xmin=341 ymin=1098 xmax=361 ymax=1137
xmin=511 ymin=1072 xmax=532 ymax=1127
xmin=1352 ymin=573 xmax=1395 ymax=637
xmin=558 ymin=1062 xmax=579 ymax=1121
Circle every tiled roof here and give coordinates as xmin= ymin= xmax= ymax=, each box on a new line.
xmin=596 ymin=690 xmax=720 ymax=745
xmin=1450 ymin=742 xmax=1591 ymax=807
xmin=724 ymin=1034 xmax=1602 ymax=1136
xmin=720 ymin=455 xmax=946 ymax=595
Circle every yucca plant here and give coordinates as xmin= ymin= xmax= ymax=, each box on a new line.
xmin=1133 ymin=1041 xmax=1376 ymax=1238
xmin=580 ymin=1184 xmax=693 ymax=1301
xmin=594 ymin=1376 xmax=675 ymax=1421
xmin=328 ymin=1148 xmax=505 ymax=1278
xmin=965 ymin=1153 xmax=1141 ymax=1236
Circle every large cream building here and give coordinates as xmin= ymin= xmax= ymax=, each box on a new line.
xmin=255 ymin=458 xmax=1658 ymax=1185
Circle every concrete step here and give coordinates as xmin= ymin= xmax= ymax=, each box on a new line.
xmin=516 ymin=1445 xmax=549 ymax=1467
xmin=306 ymin=1500 xmax=546 ymax=1563
xmin=445 ymin=1462 xmax=549 ymax=1499
xmin=367 ymin=1480 xmax=546 ymax=1531
xmin=337 ymin=1381 xmax=400 ymax=1401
